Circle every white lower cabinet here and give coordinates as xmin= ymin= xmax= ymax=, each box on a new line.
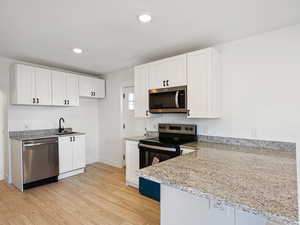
xmin=59 ymin=135 xmax=86 ymax=179
xmin=161 ymin=184 xmax=267 ymax=225
xmin=236 ymin=210 xmax=267 ymax=225
xmin=161 ymin=184 xmax=210 ymax=225
xmin=125 ymin=140 xmax=140 ymax=188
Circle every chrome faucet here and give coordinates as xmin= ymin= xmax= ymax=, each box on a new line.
xmin=58 ymin=117 xmax=65 ymax=133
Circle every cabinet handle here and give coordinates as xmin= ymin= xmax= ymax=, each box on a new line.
xmin=166 ymin=80 xmax=169 ymax=86
xmin=67 ymin=100 xmax=70 ymax=105
xmin=73 ymin=136 xmax=75 ymax=142
xmin=64 ymin=100 xmax=66 ymax=105
xmin=37 ymin=98 xmax=39 ymax=104
xmin=91 ymin=91 xmax=93 ymax=96
xmin=146 ymin=110 xmax=149 ymax=117
xmin=33 ymin=98 xmax=36 ymax=104
xmin=70 ymin=137 xmax=72 ymax=142
xmin=163 ymin=80 xmax=166 ymax=87
xmin=187 ymin=109 xmax=190 ymax=117
xmin=94 ymin=92 xmax=96 ymax=96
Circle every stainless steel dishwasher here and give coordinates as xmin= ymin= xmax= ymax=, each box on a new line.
xmin=23 ymin=138 xmax=59 ymax=189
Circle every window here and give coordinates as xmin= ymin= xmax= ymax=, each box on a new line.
xmin=128 ymin=93 xmax=135 ymax=110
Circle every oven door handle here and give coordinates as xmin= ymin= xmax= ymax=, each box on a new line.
xmin=139 ymin=143 xmax=177 ymax=152
xmin=175 ymin=90 xmax=179 ymax=108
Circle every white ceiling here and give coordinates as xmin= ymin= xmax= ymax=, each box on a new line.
xmin=0 ymin=0 xmax=300 ymax=75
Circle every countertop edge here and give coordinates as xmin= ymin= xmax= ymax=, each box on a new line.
xmin=9 ymin=132 xmax=86 ymax=141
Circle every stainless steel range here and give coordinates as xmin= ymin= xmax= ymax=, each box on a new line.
xmin=138 ymin=123 xmax=197 ymax=201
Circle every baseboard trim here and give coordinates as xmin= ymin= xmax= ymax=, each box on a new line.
xmin=98 ymin=158 xmax=122 ymax=168
xmin=58 ymin=168 xmax=85 ymax=180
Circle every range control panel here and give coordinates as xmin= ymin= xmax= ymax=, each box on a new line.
xmin=158 ymin=123 xmax=197 ymax=135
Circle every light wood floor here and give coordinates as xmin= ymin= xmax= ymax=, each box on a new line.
xmin=0 ymin=163 xmax=160 ymax=225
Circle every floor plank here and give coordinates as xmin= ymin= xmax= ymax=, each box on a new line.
xmin=0 ymin=163 xmax=160 ymax=225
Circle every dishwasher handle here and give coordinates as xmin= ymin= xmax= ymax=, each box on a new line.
xmin=23 ymin=140 xmax=58 ymax=147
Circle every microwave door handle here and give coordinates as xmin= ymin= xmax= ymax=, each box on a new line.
xmin=175 ymin=90 xmax=179 ymax=108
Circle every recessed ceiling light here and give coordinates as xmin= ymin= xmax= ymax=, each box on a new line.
xmin=138 ymin=13 xmax=152 ymax=23
xmin=73 ymin=48 xmax=83 ymax=54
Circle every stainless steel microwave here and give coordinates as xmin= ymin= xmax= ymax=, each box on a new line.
xmin=149 ymin=86 xmax=187 ymax=113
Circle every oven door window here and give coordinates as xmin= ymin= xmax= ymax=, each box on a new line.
xmin=139 ymin=148 xmax=180 ymax=169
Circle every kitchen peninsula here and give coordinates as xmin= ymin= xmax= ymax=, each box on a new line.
xmin=139 ymin=139 xmax=297 ymax=225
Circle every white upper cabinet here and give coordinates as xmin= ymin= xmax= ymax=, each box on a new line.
xmin=79 ymin=76 xmax=105 ymax=98
xmin=11 ymin=64 xmax=52 ymax=105
xmin=66 ymin=73 xmax=79 ymax=106
xmin=52 ymin=71 xmax=79 ymax=106
xmin=93 ymin=78 xmax=105 ymax=98
xmin=134 ymin=64 xmax=150 ymax=118
xmin=149 ymin=54 xmax=187 ymax=89
xmin=187 ymin=48 xmax=221 ymax=118
xmin=52 ymin=71 xmax=67 ymax=106
xmin=34 ymin=68 xmax=52 ymax=105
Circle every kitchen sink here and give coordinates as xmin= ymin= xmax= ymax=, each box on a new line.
xmin=56 ymin=131 xmax=77 ymax=135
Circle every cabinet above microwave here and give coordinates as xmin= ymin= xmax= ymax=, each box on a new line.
xmin=134 ymin=47 xmax=221 ymax=119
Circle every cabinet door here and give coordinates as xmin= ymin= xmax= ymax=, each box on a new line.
xmin=93 ymin=78 xmax=105 ymax=98
xmin=161 ymin=184 xmax=210 ymax=225
xmin=236 ymin=210 xmax=267 ymax=225
xmin=207 ymin=200 xmax=235 ymax=225
xmin=125 ymin=141 xmax=140 ymax=186
xmin=149 ymin=55 xmax=187 ymax=90
xmin=35 ymin=68 xmax=52 ymax=105
xmin=134 ymin=65 xmax=150 ymax=118
xmin=149 ymin=60 xmax=167 ymax=90
xmin=165 ymin=54 xmax=187 ymax=88
xmin=66 ymin=73 xmax=79 ymax=106
xmin=59 ymin=136 xmax=73 ymax=174
xmin=73 ymin=135 xmax=86 ymax=170
xmin=187 ymin=48 xmax=221 ymax=118
xmin=52 ymin=71 xmax=67 ymax=106
xmin=79 ymin=76 xmax=93 ymax=97
xmin=14 ymin=64 xmax=35 ymax=105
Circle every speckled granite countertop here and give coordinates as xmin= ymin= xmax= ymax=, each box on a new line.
xmin=138 ymin=141 xmax=298 ymax=225
xmin=9 ymin=128 xmax=85 ymax=141
xmin=125 ymin=136 xmax=154 ymax=142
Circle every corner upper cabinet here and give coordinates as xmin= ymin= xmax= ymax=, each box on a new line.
xmin=134 ymin=64 xmax=151 ymax=118
xmin=52 ymin=71 xmax=79 ymax=106
xmin=79 ymin=76 xmax=105 ymax=98
xmin=187 ymin=48 xmax=221 ymax=118
xmin=11 ymin=64 xmax=52 ymax=105
xmin=149 ymin=54 xmax=187 ymax=89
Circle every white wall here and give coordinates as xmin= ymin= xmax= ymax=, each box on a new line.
xmin=100 ymin=24 xmax=300 ymax=169
xmin=98 ymin=68 xmax=139 ymax=168
xmin=0 ymin=57 xmax=101 ymax=180
xmin=0 ymin=57 xmax=10 ymax=180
